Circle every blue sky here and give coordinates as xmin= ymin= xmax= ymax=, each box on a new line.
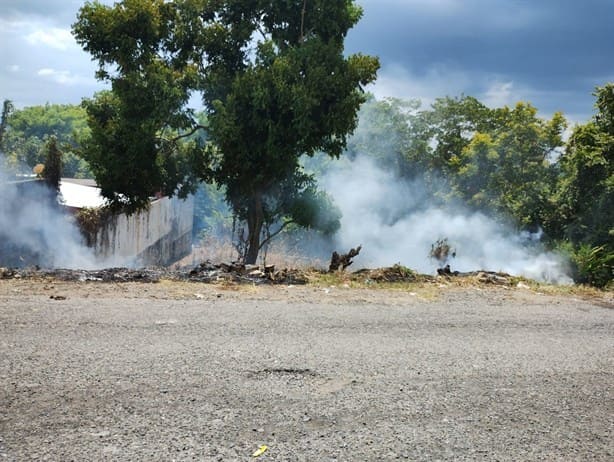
xmin=1 ymin=0 xmax=613 ymax=123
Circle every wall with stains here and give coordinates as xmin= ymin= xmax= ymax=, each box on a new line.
xmin=94 ymin=195 xmax=194 ymax=267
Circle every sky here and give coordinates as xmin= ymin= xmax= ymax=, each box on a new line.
xmin=1 ymin=0 xmax=613 ymax=123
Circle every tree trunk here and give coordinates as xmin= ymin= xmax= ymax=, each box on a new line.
xmin=245 ymin=191 xmax=265 ymax=264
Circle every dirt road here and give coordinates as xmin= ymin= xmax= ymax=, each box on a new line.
xmin=1 ymin=280 xmax=612 ymax=461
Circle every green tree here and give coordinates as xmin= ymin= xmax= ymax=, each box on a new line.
xmin=43 ymin=136 xmax=63 ymax=192
xmin=451 ymin=132 xmax=500 ymax=209
xmin=555 ymin=84 xmax=613 ymax=286
xmin=362 ymin=95 xmax=566 ymax=226
xmin=407 ymin=96 xmax=495 ymax=187
xmin=0 ymin=99 xmax=14 ymax=151
xmin=73 ymin=0 xmax=203 ymax=212
xmin=344 ymin=96 xmax=421 ymax=178
xmin=202 ymin=1 xmax=378 ymax=262
xmin=74 ymin=0 xmax=378 ymax=263
xmin=432 ymin=100 xmax=565 ymax=231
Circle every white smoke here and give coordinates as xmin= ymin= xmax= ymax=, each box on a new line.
xmin=321 ymin=157 xmax=572 ymax=284
xmin=0 ymin=165 xmax=99 ymax=269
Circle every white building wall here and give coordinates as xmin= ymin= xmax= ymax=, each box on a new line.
xmin=94 ymin=195 xmax=194 ymax=267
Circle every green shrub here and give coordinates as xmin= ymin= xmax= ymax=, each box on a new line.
xmin=570 ymin=244 xmax=613 ymax=288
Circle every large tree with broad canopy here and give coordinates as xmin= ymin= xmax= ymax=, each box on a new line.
xmin=73 ymin=0 xmax=379 ymax=263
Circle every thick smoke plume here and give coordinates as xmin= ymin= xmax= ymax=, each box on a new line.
xmin=0 ymin=165 xmax=99 ymax=269
xmin=321 ymin=157 xmax=572 ymax=284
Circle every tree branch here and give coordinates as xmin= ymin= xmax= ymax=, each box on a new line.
xmin=257 ymin=23 xmax=268 ymax=42
xmin=157 ymin=124 xmax=207 ymax=144
xmin=300 ymin=0 xmax=307 ymax=43
xmin=171 ymin=124 xmax=207 ymax=142
xmin=259 ymin=219 xmax=295 ymax=250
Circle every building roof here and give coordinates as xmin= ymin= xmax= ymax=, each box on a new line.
xmin=60 ymin=179 xmax=106 ymax=209
xmin=61 ymin=178 xmax=98 ymax=188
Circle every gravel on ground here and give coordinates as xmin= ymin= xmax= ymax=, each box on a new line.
xmin=0 ymin=280 xmax=612 ymax=461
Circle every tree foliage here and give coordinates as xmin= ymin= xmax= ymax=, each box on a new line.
xmin=340 ymin=90 xmax=611 ymax=286
xmin=200 ymin=0 xmax=379 ymax=262
xmin=553 ymin=84 xmax=614 ymax=286
xmin=0 ymin=100 xmax=14 ymax=151
xmin=1 ymin=103 xmax=91 ymax=177
xmin=345 ymin=96 xmax=421 ymax=177
xmin=74 ymin=0 xmax=203 ymax=212
xmin=43 ymin=136 xmax=63 ymax=192
xmin=74 ymin=0 xmax=378 ymax=261
xmin=453 ymin=103 xmax=566 ymax=228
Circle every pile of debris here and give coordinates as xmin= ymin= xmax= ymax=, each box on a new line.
xmin=0 ymin=261 xmax=516 ymax=287
xmin=184 ymin=261 xmax=309 ymax=285
xmin=437 ymin=265 xmax=514 ymax=286
xmin=0 ymin=262 xmax=310 ymax=285
xmin=0 ymin=266 xmax=165 ymax=283
xmin=352 ymin=264 xmax=434 ymax=283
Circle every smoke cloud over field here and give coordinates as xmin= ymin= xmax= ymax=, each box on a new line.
xmin=0 ymin=165 xmax=98 ymax=269
xmin=321 ymin=157 xmax=572 ymax=284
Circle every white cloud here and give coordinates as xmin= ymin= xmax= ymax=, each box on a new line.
xmin=369 ymin=63 xmax=473 ymax=105
xmin=371 ymin=64 xmax=553 ymax=113
xmin=37 ymin=68 xmax=55 ymax=76
xmin=0 ymin=16 xmax=103 ymax=106
xmin=26 ymin=27 xmax=75 ymax=51
xmin=37 ymin=67 xmax=91 ymax=86
xmin=482 ymin=80 xmax=515 ymax=108
xmin=481 ymin=79 xmax=576 ymax=117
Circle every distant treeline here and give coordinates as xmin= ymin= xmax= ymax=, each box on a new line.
xmin=0 ymin=103 xmax=91 ymax=178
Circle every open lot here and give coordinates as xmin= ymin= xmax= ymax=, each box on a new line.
xmin=1 ymin=279 xmax=612 ymax=461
